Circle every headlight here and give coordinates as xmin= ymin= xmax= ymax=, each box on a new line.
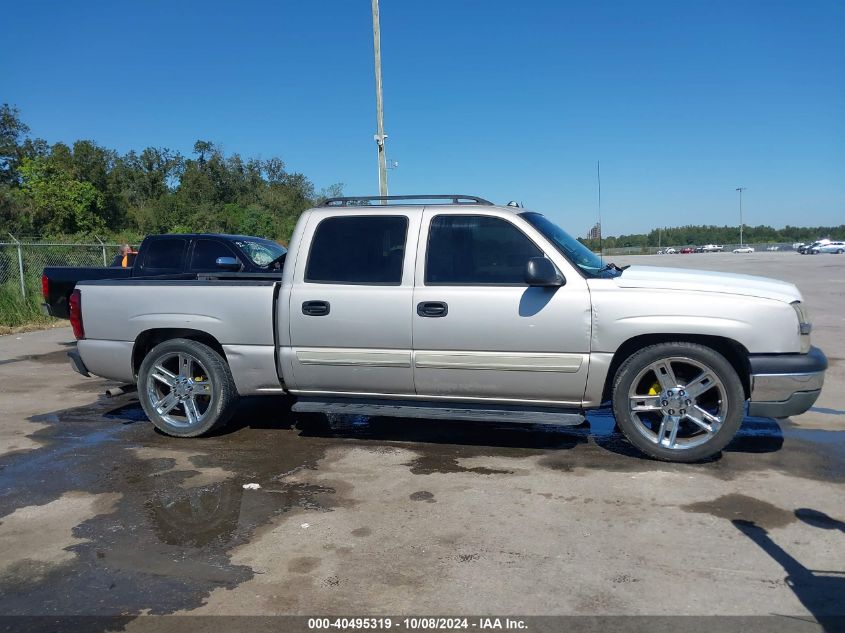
xmin=791 ymin=301 xmax=812 ymax=352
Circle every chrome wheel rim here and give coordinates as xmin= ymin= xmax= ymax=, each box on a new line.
xmin=146 ymin=352 xmax=213 ymax=428
xmin=627 ymin=356 xmax=728 ymax=451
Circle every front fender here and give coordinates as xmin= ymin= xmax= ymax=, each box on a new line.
xmin=589 ymin=286 xmax=800 ymax=354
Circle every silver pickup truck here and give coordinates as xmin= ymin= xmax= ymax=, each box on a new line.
xmin=67 ymin=194 xmax=827 ymax=462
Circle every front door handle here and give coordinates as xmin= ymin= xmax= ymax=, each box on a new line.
xmin=417 ymin=301 xmax=448 ymax=318
xmin=302 ymin=300 xmax=330 ymax=316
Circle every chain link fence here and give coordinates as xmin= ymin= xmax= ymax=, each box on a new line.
xmin=0 ymin=239 xmax=121 ymax=299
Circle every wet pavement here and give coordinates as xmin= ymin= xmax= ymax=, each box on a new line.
xmin=0 ymin=252 xmax=843 ymax=628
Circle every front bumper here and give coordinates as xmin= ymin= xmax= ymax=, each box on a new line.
xmin=747 ymin=346 xmax=827 ymax=418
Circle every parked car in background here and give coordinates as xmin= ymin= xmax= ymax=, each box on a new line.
xmin=680 ymin=246 xmax=696 ymax=254
xmin=664 ymin=247 xmax=677 ymax=254
xmin=42 ymin=234 xmax=286 ymax=319
xmin=767 ymin=245 xmax=780 ymax=251
xmin=812 ymin=241 xmax=845 ymax=254
xmin=799 ymin=240 xmax=830 ymax=254
xmin=733 ymin=246 xmax=755 ymax=253
xmin=701 ymin=244 xmax=724 ymax=253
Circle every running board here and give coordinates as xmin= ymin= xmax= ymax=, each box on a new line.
xmin=291 ymin=397 xmax=585 ymax=426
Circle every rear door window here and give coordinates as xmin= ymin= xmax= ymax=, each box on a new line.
xmin=140 ymin=238 xmax=187 ymax=274
xmin=190 ymin=239 xmax=238 ymax=272
xmin=305 ymin=215 xmax=408 ymax=285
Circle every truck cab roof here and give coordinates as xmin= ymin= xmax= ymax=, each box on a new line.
xmin=319 ymin=194 xmax=532 ymax=215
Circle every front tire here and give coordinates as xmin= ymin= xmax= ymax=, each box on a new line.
xmin=138 ymin=338 xmax=238 ymax=437
xmin=611 ymin=342 xmax=744 ymax=462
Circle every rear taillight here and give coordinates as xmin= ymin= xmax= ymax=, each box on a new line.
xmin=41 ymin=274 xmax=49 ymax=300
xmin=69 ymin=289 xmax=85 ymax=339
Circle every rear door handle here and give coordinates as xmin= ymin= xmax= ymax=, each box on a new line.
xmin=302 ymin=300 xmax=330 ymax=316
xmin=417 ymin=301 xmax=448 ymax=318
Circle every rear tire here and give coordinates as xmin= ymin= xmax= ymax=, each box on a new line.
xmin=611 ymin=342 xmax=744 ymax=462
xmin=138 ymin=338 xmax=238 ymax=437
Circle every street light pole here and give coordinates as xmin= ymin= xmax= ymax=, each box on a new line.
xmin=371 ymin=0 xmax=388 ymax=197
xmin=735 ymin=187 xmax=746 ymax=246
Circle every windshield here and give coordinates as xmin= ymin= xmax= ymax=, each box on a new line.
xmin=234 ymin=238 xmax=286 ymax=267
xmin=520 ymin=212 xmax=617 ymax=278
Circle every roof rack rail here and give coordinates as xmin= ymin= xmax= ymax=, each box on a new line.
xmin=320 ymin=195 xmax=493 ymax=207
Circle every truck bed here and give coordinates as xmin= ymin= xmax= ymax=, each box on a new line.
xmin=42 ymin=266 xmax=134 ymax=318
xmin=77 ymin=276 xmax=283 ymax=394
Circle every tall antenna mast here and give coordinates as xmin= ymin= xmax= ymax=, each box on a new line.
xmin=597 ymin=160 xmax=603 ymax=260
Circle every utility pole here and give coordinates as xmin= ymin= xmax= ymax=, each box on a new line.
xmin=736 ymin=187 xmax=746 ymax=246
xmin=371 ymin=0 xmax=388 ymax=197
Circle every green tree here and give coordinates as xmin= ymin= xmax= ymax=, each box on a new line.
xmin=1 ymin=106 xmax=338 ymax=240
xmin=0 ymin=103 xmax=30 ymax=185
xmin=193 ymin=140 xmax=214 ymax=166
xmin=18 ymin=155 xmax=106 ymax=234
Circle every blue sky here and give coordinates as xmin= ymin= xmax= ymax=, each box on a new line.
xmin=2 ymin=0 xmax=843 ymax=235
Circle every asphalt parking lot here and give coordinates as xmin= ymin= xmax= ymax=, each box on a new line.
xmin=0 ymin=252 xmax=843 ymax=629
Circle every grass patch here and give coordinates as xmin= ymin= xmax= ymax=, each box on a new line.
xmin=0 ymin=283 xmax=58 ymax=330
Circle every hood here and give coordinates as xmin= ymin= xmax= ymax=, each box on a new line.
xmin=613 ymin=266 xmax=802 ymax=303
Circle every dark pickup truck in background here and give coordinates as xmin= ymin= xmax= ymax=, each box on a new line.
xmin=41 ymin=233 xmax=286 ymax=318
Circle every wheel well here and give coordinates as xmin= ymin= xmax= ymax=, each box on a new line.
xmin=132 ymin=329 xmax=227 ymax=376
xmin=601 ymin=334 xmax=751 ymax=403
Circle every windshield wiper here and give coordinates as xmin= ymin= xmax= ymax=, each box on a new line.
xmin=599 ymin=262 xmax=629 ymax=274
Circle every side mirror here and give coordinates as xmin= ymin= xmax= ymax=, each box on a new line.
xmin=525 ymin=257 xmax=565 ymax=287
xmin=215 ymin=256 xmax=242 ymax=272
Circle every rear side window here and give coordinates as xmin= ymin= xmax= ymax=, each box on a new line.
xmin=190 ymin=239 xmax=237 ymax=272
xmin=141 ymin=238 xmax=187 ymax=273
xmin=426 ymin=215 xmax=542 ymax=285
xmin=305 ymin=216 xmax=408 ymax=285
